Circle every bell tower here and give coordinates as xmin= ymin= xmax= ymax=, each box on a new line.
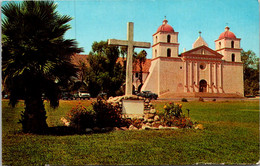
xmin=152 ymin=19 xmax=179 ymax=59
xmin=215 ymin=26 xmax=242 ymax=62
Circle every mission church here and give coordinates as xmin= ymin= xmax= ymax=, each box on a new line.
xmin=73 ymin=18 xmax=244 ymax=98
xmin=140 ymin=19 xmax=244 ymax=98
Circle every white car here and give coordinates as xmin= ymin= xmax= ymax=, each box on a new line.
xmin=78 ymin=91 xmax=91 ymax=100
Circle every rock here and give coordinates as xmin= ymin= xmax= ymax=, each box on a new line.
xmin=129 ymin=125 xmax=138 ymax=130
xmin=150 ymin=109 xmax=156 ymax=114
xmin=141 ymin=124 xmax=147 ymax=130
xmin=154 ymin=115 xmax=160 ymax=121
xmin=195 ymin=124 xmax=204 ymax=130
xmin=146 ymin=123 xmax=152 ymax=127
xmin=93 ymin=127 xmax=101 ymax=132
xmin=147 ymin=113 xmax=155 ymax=119
xmin=148 ymin=119 xmax=154 ymax=123
xmin=120 ymin=127 xmax=128 ymax=131
xmin=129 ymin=125 xmax=134 ymax=130
xmin=152 ymin=122 xmax=161 ymax=128
xmin=60 ymin=117 xmax=70 ymax=126
xmin=113 ymin=127 xmax=121 ymax=131
xmin=85 ymin=128 xmax=93 ymax=133
xmin=170 ymin=127 xmax=179 ymax=130
xmin=158 ymin=125 xmax=164 ymax=129
xmin=150 ymin=127 xmax=159 ymax=130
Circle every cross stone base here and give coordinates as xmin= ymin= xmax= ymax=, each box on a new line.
xmin=122 ymin=99 xmax=144 ymax=115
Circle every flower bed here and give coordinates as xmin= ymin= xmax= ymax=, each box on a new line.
xmin=63 ymin=99 xmax=200 ymax=133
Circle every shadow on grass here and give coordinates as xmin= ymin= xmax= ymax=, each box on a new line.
xmin=36 ymin=126 xmax=114 ymax=136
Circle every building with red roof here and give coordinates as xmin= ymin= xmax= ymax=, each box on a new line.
xmin=141 ymin=19 xmax=244 ymax=98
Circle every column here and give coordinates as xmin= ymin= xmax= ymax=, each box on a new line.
xmin=158 ymin=58 xmax=160 ymax=95
xmin=216 ymin=63 xmax=219 ymax=93
xmin=208 ymin=62 xmax=212 ymax=93
xmin=213 ymin=63 xmax=217 ymax=93
xmin=219 ymin=63 xmax=223 ymax=93
xmin=194 ymin=62 xmax=199 ymax=92
xmin=184 ymin=61 xmax=188 ymax=92
xmin=189 ymin=61 xmax=194 ymax=92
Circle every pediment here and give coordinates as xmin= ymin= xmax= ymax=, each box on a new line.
xmin=181 ymin=45 xmax=223 ymax=60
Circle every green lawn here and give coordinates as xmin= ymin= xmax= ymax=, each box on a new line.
xmin=2 ymin=99 xmax=259 ymax=165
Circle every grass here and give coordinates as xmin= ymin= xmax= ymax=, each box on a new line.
xmin=2 ymin=99 xmax=259 ymax=165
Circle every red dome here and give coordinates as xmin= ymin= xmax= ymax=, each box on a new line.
xmin=218 ymin=26 xmax=236 ymax=39
xmin=156 ymin=19 xmax=174 ymax=33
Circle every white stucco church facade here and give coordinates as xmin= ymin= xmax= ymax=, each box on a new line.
xmin=141 ymin=19 xmax=244 ymax=98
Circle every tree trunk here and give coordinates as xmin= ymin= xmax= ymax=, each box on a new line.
xmin=21 ymin=94 xmax=48 ymax=133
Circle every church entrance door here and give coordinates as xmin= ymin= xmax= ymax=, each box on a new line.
xmin=199 ymin=80 xmax=207 ymax=92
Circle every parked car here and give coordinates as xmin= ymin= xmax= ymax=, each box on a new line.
xmin=61 ymin=92 xmax=74 ymax=100
xmin=137 ymin=91 xmax=158 ymax=100
xmin=78 ymin=91 xmax=91 ymax=100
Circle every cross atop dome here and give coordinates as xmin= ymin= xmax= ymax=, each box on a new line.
xmin=156 ymin=18 xmax=174 ymax=33
xmin=219 ymin=26 xmax=236 ymax=39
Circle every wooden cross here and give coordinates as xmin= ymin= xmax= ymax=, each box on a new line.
xmin=108 ymin=22 xmax=150 ymax=96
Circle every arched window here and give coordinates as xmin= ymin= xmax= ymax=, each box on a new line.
xmin=219 ymin=42 xmax=221 ymax=49
xmin=155 ymin=36 xmax=158 ymax=43
xmin=155 ymin=49 xmax=157 ymax=57
xmin=167 ymin=35 xmax=171 ymax=43
xmin=232 ymin=53 xmax=235 ymax=62
xmin=167 ymin=48 xmax=171 ymax=57
xmin=231 ymin=41 xmax=234 ymax=48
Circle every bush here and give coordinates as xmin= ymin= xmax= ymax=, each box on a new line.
xmin=92 ymin=99 xmax=125 ymax=128
xmin=66 ymin=99 xmax=128 ymax=130
xmin=212 ymin=98 xmax=216 ymax=102
xmin=181 ymin=98 xmax=188 ymax=102
xmin=160 ymin=102 xmax=194 ymax=128
xmin=66 ymin=103 xmax=95 ymax=131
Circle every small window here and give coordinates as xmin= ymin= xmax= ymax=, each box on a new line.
xmin=167 ymin=48 xmax=171 ymax=57
xmin=219 ymin=42 xmax=221 ymax=49
xmin=232 ymin=53 xmax=235 ymax=62
xmin=155 ymin=36 xmax=158 ymax=43
xmin=200 ymin=63 xmax=206 ymax=70
xmin=155 ymin=49 xmax=157 ymax=57
xmin=135 ymin=72 xmax=138 ymax=78
xmin=231 ymin=41 xmax=234 ymax=48
xmin=180 ymin=66 xmax=182 ymax=69
xmin=167 ymin=35 xmax=171 ymax=43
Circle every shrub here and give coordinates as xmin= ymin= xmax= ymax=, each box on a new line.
xmin=212 ymin=98 xmax=216 ymax=101
xmin=181 ymin=98 xmax=188 ymax=102
xmin=160 ymin=102 xmax=194 ymax=128
xmin=166 ymin=117 xmax=194 ymax=128
xmin=161 ymin=102 xmax=182 ymax=126
xmin=92 ymin=99 xmax=125 ymax=128
xmin=66 ymin=103 xmax=95 ymax=131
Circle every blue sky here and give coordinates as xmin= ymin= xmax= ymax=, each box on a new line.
xmin=2 ymin=0 xmax=259 ymax=59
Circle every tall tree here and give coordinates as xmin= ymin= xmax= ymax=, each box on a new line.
xmin=2 ymin=1 xmax=82 ymax=133
xmin=134 ymin=50 xmax=147 ymax=92
xmin=241 ymin=50 xmax=259 ymax=96
xmin=86 ymin=41 xmax=124 ymax=97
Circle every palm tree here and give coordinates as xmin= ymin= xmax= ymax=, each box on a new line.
xmin=2 ymin=1 xmax=82 ymax=133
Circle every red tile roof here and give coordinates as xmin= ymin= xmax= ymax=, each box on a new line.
xmin=72 ymin=54 xmax=151 ymax=73
xmin=71 ymin=54 xmax=89 ymax=66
